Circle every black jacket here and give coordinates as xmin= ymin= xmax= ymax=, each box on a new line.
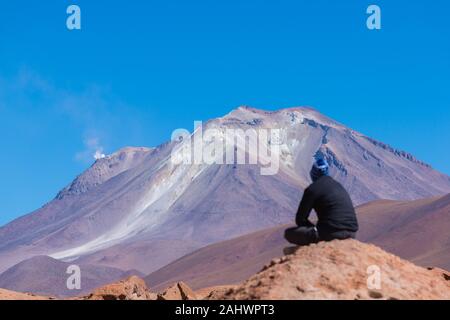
xmin=296 ymin=176 xmax=358 ymax=235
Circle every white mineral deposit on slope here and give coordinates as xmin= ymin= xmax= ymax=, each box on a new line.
xmin=51 ymin=156 xmax=208 ymax=260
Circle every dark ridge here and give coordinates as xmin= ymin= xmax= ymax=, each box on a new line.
xmin=363 ymin=136 xmax=431 ymax=168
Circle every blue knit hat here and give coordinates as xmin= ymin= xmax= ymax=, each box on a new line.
xmin=310 ymin=158 xmax=329 ymax=182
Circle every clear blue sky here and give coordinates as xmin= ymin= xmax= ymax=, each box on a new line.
xmin=0 ymin=0 xmax=449 ymax=226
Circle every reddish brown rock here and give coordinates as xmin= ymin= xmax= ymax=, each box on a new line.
xmin=198 ymin=286 xmax=238 ymax=300
xmin=0 ymin=288 xmax=53 ymax=300
xmin=157 ymin=282 xmax=197 ymax=300
xmin=212 ymin=239 xmax=450 ymax=300
xmin=427 ymin=267 xmax=450 ymax=282
xmin=82 ymin=276 xmax=157 ymax=300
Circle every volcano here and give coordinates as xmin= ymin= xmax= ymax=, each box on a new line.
xmin=1 ymin=106 xmax=449 ymax=283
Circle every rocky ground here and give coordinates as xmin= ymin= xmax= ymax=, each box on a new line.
xmin=1 ymin=239 xmax=449 ymax=300
xmin=77 ymin=276 xmax=157 ymax=300
xmin=213 ymin=239 xmax=450 ymax=300
xmin=0 ymin=288 xmax=54 ymax=300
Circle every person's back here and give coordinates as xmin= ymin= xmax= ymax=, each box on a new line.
xmin=284 ymin=158 xmax=358 ymax=247
xmin=300 ymin=175 xmax=358 ymax=239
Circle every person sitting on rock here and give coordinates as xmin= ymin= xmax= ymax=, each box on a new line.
xmin=284 ymin=158 xmax=359 ymax=249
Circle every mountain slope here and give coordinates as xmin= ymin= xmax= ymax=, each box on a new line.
xmin=357 ymin=193 xmax=450 ymax=269
xmin=0 ymin=255 xmax=140 ymax=297
xmin=145 ymin=224 xmax=288 ymax=291
xmin=1 ymin=106 xmax=449 ymax=275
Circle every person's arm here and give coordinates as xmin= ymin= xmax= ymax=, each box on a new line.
xmin=295 ymin=187 xmax=315 ymax=227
